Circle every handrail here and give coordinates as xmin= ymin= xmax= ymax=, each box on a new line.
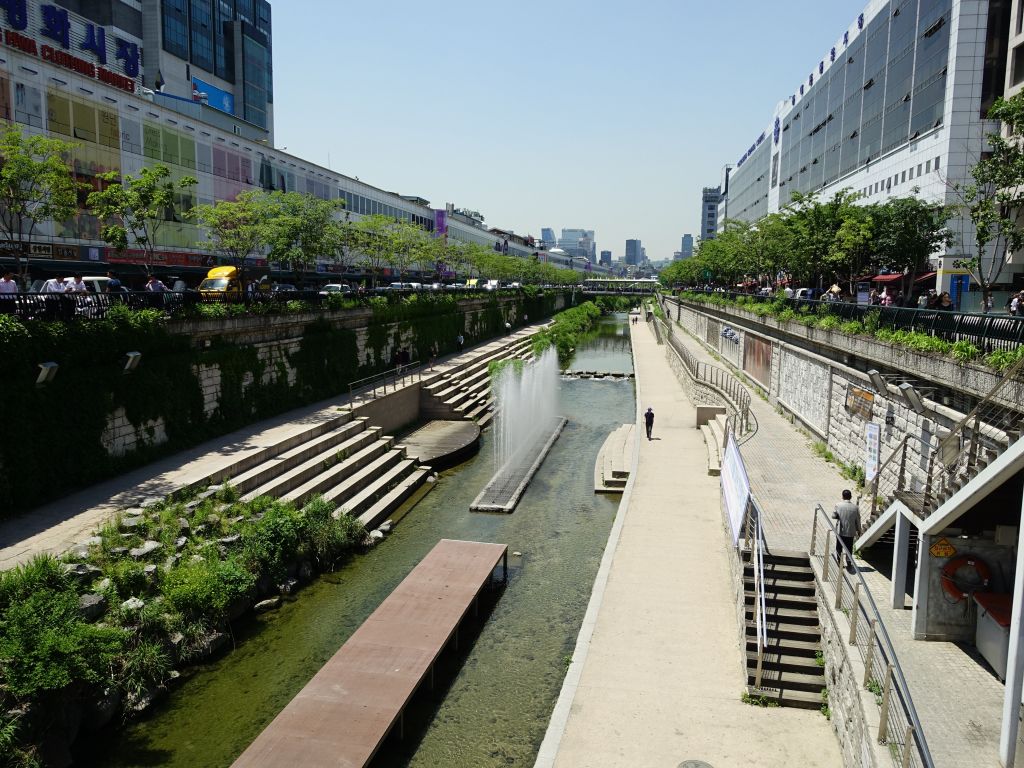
xmin=812 ymin=504 xmax=935 ymax=768
xmin=748 ymin=495 xmax=769 ymax=688
xmin=346 ymin=359 xmax=422 ymax=407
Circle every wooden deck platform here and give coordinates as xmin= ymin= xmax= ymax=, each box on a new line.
xmin=401 ymin=420 xmax=481 ymax=469
xmin=231 ymin=539 xmax=507 ymax=768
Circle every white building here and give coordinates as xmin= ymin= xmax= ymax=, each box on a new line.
xmin=719 ymin=0 xmax=1019 ymax=305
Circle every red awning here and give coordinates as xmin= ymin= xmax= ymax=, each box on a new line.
xmin=914 ymin=271 xmax=937 ymax=284
xmin=872 ymin=273 xmax=903 ymax=283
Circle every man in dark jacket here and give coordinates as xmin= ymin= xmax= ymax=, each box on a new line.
xmin=833 ymin=490 xmax=861 ymax=572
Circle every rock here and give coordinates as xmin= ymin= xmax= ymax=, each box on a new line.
xmin=378 ymin=520 xmax=393 ymax=534
xmin=185 ymin=499 xmax=203 ymax=511
xmin=227 ymin=515 xmax=245 ymax=526
xmin=278 ymin=578 xmax=299 ymax=595
xmin=193 ymin=524 xmax=207 ymax=536
xmin=255 ymin=597 xmax=281 ymax=613
xmin=206 ymin=514 xmax=221 ymax=526
xmin=96 ymin=578 xmax=111 ymax=592
xmin=121 ymin=597 xmax=145 ymax=612
xmin=168 ymin=632 xmax=185 ymax=658
xmin=197 ymin=631 xmax=228 ymax=658
xmin=512 ymin=551 xmax=522 ymax=557
xmin=163 ymin=554 xmax=181 ymax=571
xmin=165 ymin=670 xmax=182 ymax=688
xmin=178 ymin=517 xmax=190 ymax=533
xmin=63 ymin=563 xmax=102 ymax=581
xmin=129 ymin=540 xmax=161 ymax=560
xmin=109 ymin=546 xmax=128 ymax=557
xmin=143 ymin=564 xmax=159 ymax=585
xmin=226 ymin=595 xmax=253 ymax=621
xmin=120 ymin=516 xmax=145 ymax=532
xmin=217 ymin=534 xmax=241 ymax=547
xmin=175 ymin=536 xmax=188 ymax=551
xmin=83 ymin=687 xmax=120 ymax=731
xmin=369 ymin=530 xmax=385 ymax=542
xmin=78 ymin=593 xmax=107 ymax=621
xmin=139 ymin=496 xmax=163 ymax=510
xmin=426 ymin=475 xmax=437 ymax=484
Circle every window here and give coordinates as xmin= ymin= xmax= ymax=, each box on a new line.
xmin=917 ymin=164 xmax=922 ymax=175
xmin=934 ymin=156 xmax=940 ymax=170
xmin=1018 ymin=0 xmax=1024 ymax=34
xmin=925 ymin=160 xmax=931 ymax=173
xmin=909 ymin=167 xmax=914 ymax=179
xmin=162 ymin=0 xmax=189 ymax=59
xmin=901 ymin=170 xmax=906 ymax=183
xmin=190 ymin=0 xmax=214 ymax=72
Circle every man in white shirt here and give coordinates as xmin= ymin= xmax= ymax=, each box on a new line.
xmin=145 ymin=275 xmax=167 ymax=292
xmin=42 ymin=275 xmax=66 ymax=293
xmin=0 ymin=271 xmax=18 ymax=295
xmin=66 ymin=274 xmax=89 ymax=293
xmin=783 ymin=285 xmax=795 ymax=299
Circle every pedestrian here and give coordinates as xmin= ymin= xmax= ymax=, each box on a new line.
xmin=0 ymin=270 xmax=17 ymax=314
xmin=832 ymin=490 xmax=861 ymax=572
xmin=66 ymin=274 xmax=89 ymax=293
xmin=938 ymin=291 xmax=953 ymax=310
xmin=42 ymin=274 xmax=66 ymax=293
xmin=644 ymin=407 xmax=654 ymax=440
xmin=456 ymin=332 xmax=464 ymax=352
xmin=523 ymin=313 xmax=528 ymax=324
xmin=145 ymin=275 xmax=167 ymax=292
xmin=105 ymin=271 xmax=122 ymax=293
xmin=504 ymin=321 xmax=511 ymax=334
xmin=429 ymin=341 xmax=439 ymax=370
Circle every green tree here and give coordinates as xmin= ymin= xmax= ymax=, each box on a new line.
xmin=190 ymin=190 xmax=275 ymax=283
xmin=349 ymin=214 xmax=399 ymax=287
xmin=87 ymin=163 xmax=197 ymax=272
xmin=266 ymin=192 xmax=345 ymax=283
xmin=0 ymin=125 xmax=80 ymax=283
xmin=950 ymin=91 xmax=1024 ymax=308
xmin=872 ymin=194 xmax=953 ymax=298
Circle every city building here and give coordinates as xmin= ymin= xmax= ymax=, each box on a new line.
xmin=717 ymin=0 xmax=1018 ymax=302
xmin=701 ymin=187 xmax=720 ymax=241
xmin=599 ymin=249 xmax=612 ymax=266
xmin=625 ymin=239 xmax=642 ymax=266
xmin=557 ymin=228 xmax=596 ymax=263
xmin=0 ymin=0 xmax=607 ymax=282
xmin=540 ymin=227 xmax=556 ymax=249
xmin=681 ymin=233 xmax=694 ymax=259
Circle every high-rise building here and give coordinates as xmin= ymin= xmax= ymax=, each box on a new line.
xmin=681 ymin=234 xmax=694 ymax=259
xmin=557 ymin=228 xmax=596 ymax=262
xmin=141 ymin=0 xmax=274 ymax=135
xmin=701 ymin=187 xmax=721 ymax=241
xmin=719 ymin=0 xmax=1017 ymax=297
xmin=625 ymin=239 xmax=642 ymax=266
xmin=599 ymin=250 xmax=612 ymax=266
xmin=540 ymin=227 xmax=556 ymax=249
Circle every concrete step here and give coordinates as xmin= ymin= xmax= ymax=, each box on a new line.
xmin=744 ymin=637 xmax=822 ymax=658
xmin=345 ymin=457 xmax=419 ymax=516
xmin=707 ymin=416 xmax=725 ymax=451
xmin=746 ymin=621 xmax=821 ymax=644
xmin=477 ymin=409 xmax=495 ymax=429
xmin=273 ymin=436 xmax=393 ymax=507
xmin=744 ymin=591 xmax=817 ymax=612
xmin=742 ymin=576 xmax=815 ymax=597
xmin=699 ymin=424 xmax=721 ymax=476
xmin=240 ymin=426 xmax=383 ymax=502
xmin=357 ymin=466 xmax=432 ymax=530
xmin=747 ymin=668 xmax=826 ymax=694
xmin=741 ymin=549 xmax=811 ymax=568
xmin=463 ymin=398 xmax=494 ymax=422
xmin=745 ymin=607 xmax=820 ymax=628
xmin=744 ymin=685 xmax=824 ymax=710
xmin=746 ymin=651 xmax=825 ymax=676
xmin=318 ymin=446 xmax=405 ymax=509
xmin=743 ymin=562 xmax=814 ymax=582
xmin=233 ymin=418 xmax=370 ymax=496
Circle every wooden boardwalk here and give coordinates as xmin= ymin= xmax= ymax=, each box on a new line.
xmin=232 ymin=539 xmax=508 ymax=768
xmin=401 ymin=420 xmax=481 ymax=469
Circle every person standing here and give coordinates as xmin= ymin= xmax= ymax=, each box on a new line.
xmin=105 ymin=271 xmax=123 ymax=293
xmin=42 ymin=275 xmax=66 ymax=293
xmin=66 ymin=274 xmax=89 ymax=293
xmin=0 ymin=270 xmax=18 ymax=314
xmin=145 ymin=275 xmax=167 ymax=292
xmin=644 ymin=407 xmax=655 ymax=440
xmin=832 ymin=490 xmax=861 ymax=572
xmin=456 ymin=332 xmax=464 ymax=352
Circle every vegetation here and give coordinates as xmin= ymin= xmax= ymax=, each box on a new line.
xmin=532 ymin=302 xmax=602 ymax=362
xmin=0 ymin=490 xmax=366 ymax=762
xmin=741 ymin=691 xmax=780 ymax=708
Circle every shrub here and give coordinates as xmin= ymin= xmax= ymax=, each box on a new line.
xmin=301 ymin=496 xmax=364 ymax=566
xmin=240 ymin=501 xmax=303 ymax=581
xmin=162 ymin=556 xmax=255 ymax=619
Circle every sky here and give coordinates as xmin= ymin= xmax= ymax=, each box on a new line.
xmin=273 ymin=1 xmax=861 ymax=263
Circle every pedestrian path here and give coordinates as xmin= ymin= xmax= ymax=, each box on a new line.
xmin=536 ymin=317 xmax=839 ymax=768
xmin=0 ymin=328 xmax=537 ymax=570
xmin=665 ymin=314 xmax=1018 ymax=768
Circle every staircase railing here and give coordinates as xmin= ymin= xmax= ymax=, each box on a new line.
xmin=745 ymin=496 xmax=769 ymax=688
xmin=811 ymin=505 xmax=935 ymax=768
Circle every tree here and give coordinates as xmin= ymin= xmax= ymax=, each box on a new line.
xmin=349 ymin=214 xmax=399 ymax=287
xmin=190 ymin=190 xmax=275 ymax=283
xmin=871 ymin=194 xmax=953 ymax=298
xmin=950 ymin=91 xmax=1024 ymax=308
xmin=265 ymin=192 xmax=345 ymax=281
xmin=0 ymin=126 xmax=80 ymax=283
xmin=87 ymin=163 xmax=197 ymax=272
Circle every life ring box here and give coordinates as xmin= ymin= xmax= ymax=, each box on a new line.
xmin=974 ymin=592 xmax=1012 ymax=681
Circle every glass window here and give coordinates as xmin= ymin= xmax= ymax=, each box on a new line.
xmin=15 ymin=82 xmax=43 ymax=128
xmin=47 ymin=91 xmax=72 ymax=136
xmin=99 ymin=109 xmax=119 ymax=149
xmin=162 ymin=0 xmax=189 ymax=59
xmin=925 ymin=159 xmax=931 ymax=172
xmin=190 ymin=0 xmax=214 ymax=72
xmin=73 ymin=101 xmax=97 ymax=143
xmin=901 ymin=170 xmax=906 ymax=182
xmin=934 ymin=156 xmax=940 ymax=170
xmin=917 ymin=164 xmax=922 ymax=175
xmin=143 ymin=123 xmax=161 ymax=160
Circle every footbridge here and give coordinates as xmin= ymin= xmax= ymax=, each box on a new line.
xmin=578 ymin=278 xmax=660 ymax=296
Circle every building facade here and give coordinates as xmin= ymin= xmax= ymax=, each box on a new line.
xmin=599 ymin=249 xmax=611 ymax=266
xmin=681 ymin=233 xmax=694 ymax=259
xmin=717 ymin=0 xmax=1018 ymax=300
xmin=556 ymin=228 xmax=596 ymax=262
xmin=625 ymin=238 xmax=641 ymax=266
xmin=701 ymin=187 xmax=720 ymax=240
xmin=0 ymin=0 xmax=604 ymax=281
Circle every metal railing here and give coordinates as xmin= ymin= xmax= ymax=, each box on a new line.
xmin=679 ymin=290 xmax=1024 ymax=353
xmin=744 ymin=494 xmax=769 ymax=688
xmin=659 ymin=316 xmax=752 ymax=434
xmin=811 ymin=505 xmax=935 ymax=768
xmin=346 ymin=360 xmax=423 ymax=407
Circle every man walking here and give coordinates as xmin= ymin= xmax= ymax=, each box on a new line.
xmin=644 ymin=407 xmax=654 ymax=440
xmin=832 ymin=490 xmax=861 ymax=572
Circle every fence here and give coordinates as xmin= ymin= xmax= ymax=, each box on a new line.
xmin=346 ymin=360 xmax=424 ymax=407
xmin=683 ymin=291 xmax=1024 ymax=353
xmin=811 ymin=505 xmax=935 ymax=768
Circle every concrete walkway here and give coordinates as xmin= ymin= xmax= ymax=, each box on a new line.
xmin=536 ymin=317 xmax=840 ymax=768
xmin=0 ymin=328 xmax=537 ymax=570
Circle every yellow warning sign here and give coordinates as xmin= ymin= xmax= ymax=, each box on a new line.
xmin=929 ymin=537 xmax=957 ymax=559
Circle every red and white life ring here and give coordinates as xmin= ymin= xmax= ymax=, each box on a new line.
xmin=940 ymin=555 xmax=992 ymax=602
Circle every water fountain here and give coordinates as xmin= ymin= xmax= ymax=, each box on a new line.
xmin=470 ymin=348 xmax=566 ymax=512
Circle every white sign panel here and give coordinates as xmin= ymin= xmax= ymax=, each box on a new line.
xmin=720 ymin=432 xmax=751 ymax=545
xmin=865 ymin=423 xmax=881 ymax=483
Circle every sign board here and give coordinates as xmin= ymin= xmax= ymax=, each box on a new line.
xmin=929 ymin=537 xmax=957 ymax=559
xmin=846 ymin=385 xmax=874 ymax=420
xmin=720 ymin=432 xmax=751 ymax=545
xmin=192 ymin=77 xmax=235 ymax=116
xmin=865 ymin=423 xmax=881 ymax=483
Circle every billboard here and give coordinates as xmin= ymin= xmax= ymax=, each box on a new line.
xmin=192 ymin=77 xmax=235 ymax=116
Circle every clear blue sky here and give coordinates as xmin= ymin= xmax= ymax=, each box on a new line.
xmin=273 ymin=1 xmax=860 ymax=262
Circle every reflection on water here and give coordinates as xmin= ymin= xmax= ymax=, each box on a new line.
xmin=80 ymin=316 xmax=634 ymax=768
xmin=565 ymin=313 xmax=634 ymax=374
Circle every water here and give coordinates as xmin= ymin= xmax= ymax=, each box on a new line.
xmin=565 ymin=316 xmax=634 ymax=374
xmin=492 ymin=347 xmax=559 ymax=473
xmin=79 ymin=313 xmax=634 ymax=768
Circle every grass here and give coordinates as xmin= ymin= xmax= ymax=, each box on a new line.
xmin=815 ymin=650 xmax=825 ymax=667
xmin=741 ymin=691 xmax=780 ymax=708
xmin=820 ymin=687 xmax=831 ymax=720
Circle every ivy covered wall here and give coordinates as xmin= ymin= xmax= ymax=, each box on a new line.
xmin=0 ymin=291 xmax=568 ymax=515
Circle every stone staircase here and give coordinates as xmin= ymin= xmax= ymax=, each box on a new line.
xmin=743 ymin=550 xmax=826 ymax=710
xmin=209 ymin=411 xmax=429 ymax=531
xmin=699 ymin=412 xmax=727 ymax=476
xmin=420 ymin=336 xmax=536 ymax=427
xmin=594 ymin=424 xmax=635 ymax=492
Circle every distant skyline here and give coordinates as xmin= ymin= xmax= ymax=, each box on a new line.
xmin=273 ymin=1 xmax=861 ymax=262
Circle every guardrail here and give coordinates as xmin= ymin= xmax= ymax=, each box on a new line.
xmin=657 ymin=314 xmax=751 ymax=434
xmin=679 ymin=290 xmax=1024 ymax=353
xmin=346 ymin=361 xmax=423 ymax=407
xmin=745 ymin=494 xmax=769 ymax=688
xmin=811 ymin=504 xmax=935 ymax=768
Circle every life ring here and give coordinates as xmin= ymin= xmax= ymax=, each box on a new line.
xmin=940 ymin=555 xmax=992 ymax=602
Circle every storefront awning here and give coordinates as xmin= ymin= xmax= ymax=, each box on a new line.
xmin=872 ymin=273 xmax=904 ymax=283
xmin=914 ymin=271 xmax=937 ymax=284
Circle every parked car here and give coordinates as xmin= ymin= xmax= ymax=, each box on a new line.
xmin=319 ymin=283 xmax=351 ymax=295
xmin=272 ymin=283 xmax=297 ymax=293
